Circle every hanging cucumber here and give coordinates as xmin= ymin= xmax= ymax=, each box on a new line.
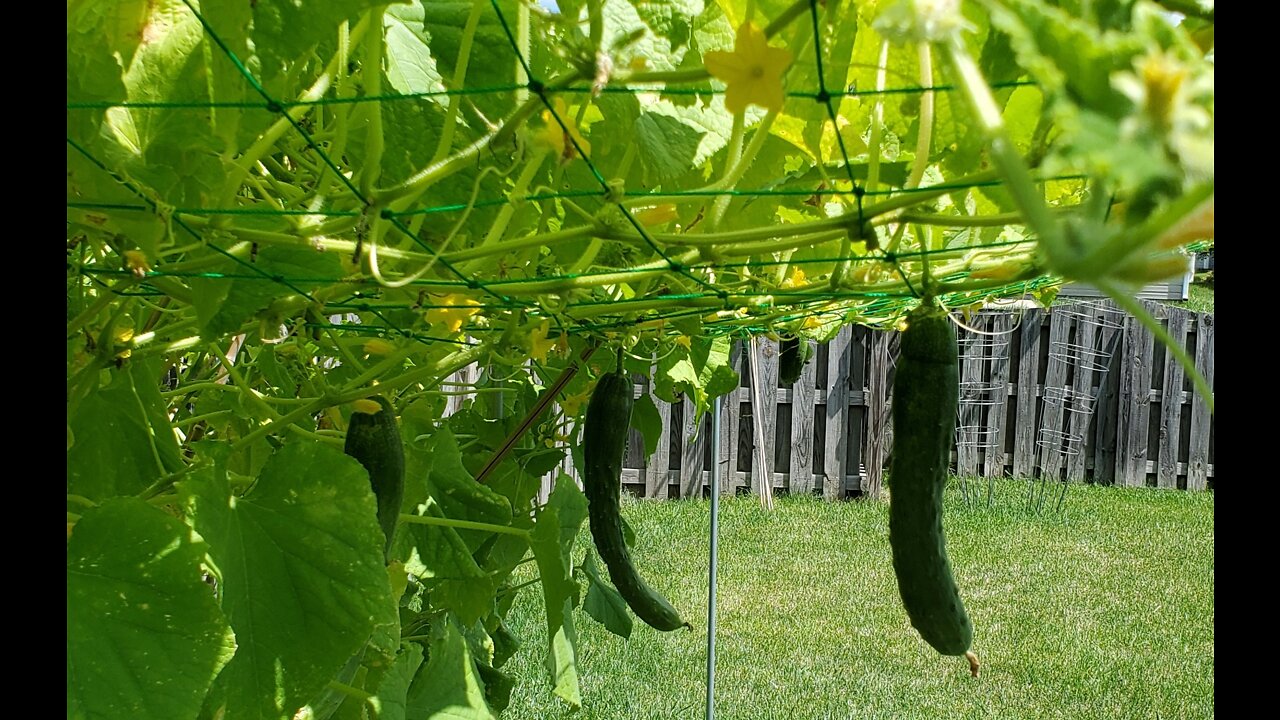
xmin=344 ymin=396 xmax=405 ymax=562
xmin=583 ymin=366 xmax=692 ymax=632
xmin=888 ymin=303 xmax=980 ymax=677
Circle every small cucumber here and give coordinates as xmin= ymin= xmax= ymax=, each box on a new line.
xmin=888 ymin=304 xmax=979 ymax=676
xmin=344 ymin=396 xmax=405 ymax=561
xmin=583 ymin=369 xmax=691 ymax=632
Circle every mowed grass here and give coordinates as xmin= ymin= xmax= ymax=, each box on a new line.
xmin=499 ymin=481 xmax=1214 ymax=720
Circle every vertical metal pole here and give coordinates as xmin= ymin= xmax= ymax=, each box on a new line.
xmin=705 ymin=399 xmax=721 ymax=720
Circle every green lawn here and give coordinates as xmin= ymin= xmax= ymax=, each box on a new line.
xmin=499 ymin=481 xmax=1214 ymax=719
xmin=1172 ymin=279 xmax=1214 ymax=314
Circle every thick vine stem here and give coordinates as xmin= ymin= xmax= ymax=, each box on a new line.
xmin=358 ymin=5 xmax=386 ymax=199
xmin=942 ymin=34 xmax=1065 ymax=262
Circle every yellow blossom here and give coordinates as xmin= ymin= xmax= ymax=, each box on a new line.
xmin=703 ymin=22 xmax=793 ymax=114
xmin=531 ymin=98 xmax=591 ymax=163
xmin=363 ymin=338 xmax=396 ymax=356
xmin=124 ymin=249 xmax=151 ymax=278
xmin=560 ymin=386 xmax=592 ymax=417
xmin=674 ymin=335 xmax=692 ymax=350
xmin=633 ymin=204 xmax=679 ymax=227
xmin=781 ymin=267 xmax=806 ymax=289
xmin=530 ymin=320 xmax=557 ymax=363
xmin=425 ymin=294 xmax=481 ymax=334
xmin=803 ymin=315 xmax=825 ymax=330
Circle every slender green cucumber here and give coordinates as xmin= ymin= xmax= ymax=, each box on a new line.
xmin=889 ymin=303 xmax=979 ymax=676
xmin=583 ymin=369 xmax=691 ymax=632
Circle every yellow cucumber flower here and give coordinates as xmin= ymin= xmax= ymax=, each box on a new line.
xmin=703 ymin=22 xmax=793 ymax=114
xmin=532 ymin=97 xmax=591 ymax=163
xmin=781 ymin=267 xmax=807 ymax=289
xmin=363 ymin=338 xmax=396 ymax=356
xmin=530 ymin=320 xmax=557 ymax=363
xmin=560 ymin=386 xmax=592 ymax=417
xmin=425 ymin=294 xmax=481 ymax=334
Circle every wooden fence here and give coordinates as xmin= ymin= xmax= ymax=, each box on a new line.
xmin=539 ymin=299 xmax=1214 ymax=500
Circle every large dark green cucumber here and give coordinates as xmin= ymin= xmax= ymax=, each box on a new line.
xmin=583 ymin=369 xmax=691 ymax=632
xmin=344 ymin=396 xmax=405 ymax=561
xmin=888 ymin=304 xmax=978 ymax=675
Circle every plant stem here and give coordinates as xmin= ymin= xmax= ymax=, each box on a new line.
xmin=399 ymin=513 xmax=530 ymax=539
xmin=906 ymin=43 xmax=935 ymax=190
xmin=867 ymin=39 xmax=892 ymax=192
xmin=433 ymin=0 xmax=486 ymax=164
xmin=359 ymin=5 xmax=386 ymax=199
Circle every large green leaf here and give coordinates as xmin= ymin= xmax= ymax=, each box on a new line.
xmin=68 ymin=499 xmax=236 ymax=720
xmin=398 ymin=420 xmax=515 ymax=624
xmin=401 ymin=505 xmax=498 ymax=625
xmin=67 ymin=0 xmax=233 ymax=210
xmin=422 ymin=1 xmax=522 ymax=123
xmin=423 ymin=427 xmax=515 ymax=551
xmin=529 ymin=475 xmax=589 ymax=708
xmin=653 ymin=335 xmax=738 ymax=415
xmin=405 ymin=619 xmax=496 ymax=719
xmin=630 ymin=393 xmax=663 ymax=457
xmin=251 ymin=1 xmax=382 ymax=81
xmin=68 ymin=358 xmax=184 ymax=500
xmin=635 ymin=112 xmax=707 ymax=182
xmin=191 ymin=245 xmax=344 ymax=341
xmin=579 ymin=550 xmax=633 ymax=639
xmin=376 ymin=644 xmax=425 ymax=720
xmin=180 ymin=443 xmax=392 ymax=720
xmin=385 ymin=3 xmax=450 ymax=100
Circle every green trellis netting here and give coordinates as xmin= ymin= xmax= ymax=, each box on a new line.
xmin=68 ymin=0 xmax=1214 ymax=353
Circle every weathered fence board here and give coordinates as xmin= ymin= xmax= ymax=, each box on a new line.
xmin=1013 ymin=309 xmax=1044 ymax=476
xmin=788 ymin=340 xmax=818 ymax=494
xmin=751 ymin=338 xmax=780 ymax=500
xmin=983 ymin=313 xmax=1013 ymax=478
xmin=1038 ymin=315 xmax=1073 ymax=479
xmin=1186 ymin=313 xmax=1214 ymax=491
xmin=863 ymin=329 xmax=892 ymax=499
xmin=1158 ymin=311 xmax=1189 ymax=489
xmin=646 ymin=369 xmax=672 ymax=499
xmin=721 ymin=343 xmax=743 ymax=495
xmin=1117 ymin=306 xmax=1157 ymax=487
xmin=1065 ymin=309 xmax=1097 ymax=482
xmin=957 ymin=316 xmax=987 ymax=476
xmin=1092 ymin=313 xmax=1124 ymax=486
xmin=823 ymin=327 xmax=852 ymax=500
